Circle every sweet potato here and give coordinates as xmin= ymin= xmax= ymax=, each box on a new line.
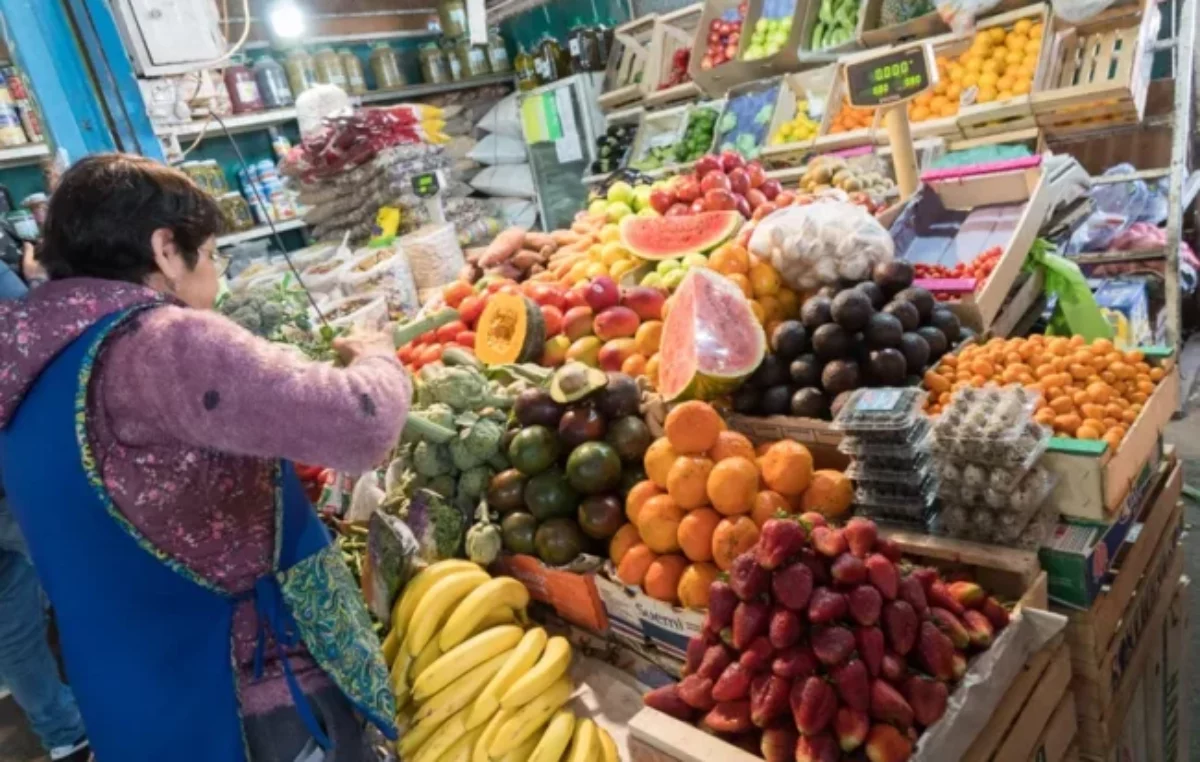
xmin=464 ymin=246 xmax=488 ymax=264
xmin=479 ymin=227 xmax=527 ymax=267
xmin=523 ymin=231 xmax=557 ymax=250
xmin=511 ymin=249 xmax=544 ymax=271
xmin=550 ymin=229 xmax=581 ymax=246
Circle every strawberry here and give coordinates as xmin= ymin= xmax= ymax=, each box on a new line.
xmin=848 ymin=584 xmax=883 ymax=626
xmin=730 ymin=552 xmax=771 ymax=601
xmin=790 ymin=676 xmax=837 ymax=735
xmin=980 ymin=596 xmax=1010 ymax=631
xmin=697 ymin=644 xmax=734 ymax=681
xmin=772 ymin=561 xmax=814 ymax=611
xmin=703 ymin=700 xmax=753 ymax=734
xmin=856 ymin=625 xmax=885 ymax=677
xmin=757 ymin=518 xmax=808 ymax=569
xmin=798 ymin=547 xmax=831 ymax=585
xmin=750 ymin=674 xmax=791 ymax=728
xmin=876 ymin=537 xmax=903 ymax=563
xmin=772 ymin=643 xmax=818 ymax=680
xmin=952 ymin=651 xmax=968 ymax=680
xmin=948 ymin=581 xmax=985 ymax=609
xmin=832 ymin=553 xmax=868 ymax=586
xmin=795 ymin=732 xmax=839 ymax=762
xmin=808 ymin=586 xmax=848 ymax=625
xmin=677 ymin=674 xmax=716 ymax=710
xmin=644 ymin=684 xmax=694 ymax=721
xmin=761 ymin=721 xmax=799 ymax=762
xmin=929 ymin=607 xmax=970 ymax=650
xmin=843 ymin=517 xmax=878 ymax=558
xmin=870 ymin=679 xmax=914 ymax=728
xmin=713 ymin=662 xmax=753 ymax=702
xmin=927 ymin=581 xmax=966 ymax=616
xmin=880 ymin=652 xmax=908 ymax=684
xmin=739 ymin=636 xmax=775 ymax=673
xmin=904 ymin=675 xmax=948 ymax=727
xmin=799 ymin=511 xmax=828 ymax=531
xmin=897 ymin=575 xmax=929 ymax=616
xmin=769 ymin=607 xmax=803 ymax=649
xmin=882 ymin=600 xmax=918 ymax=655
xmin=865 ymin=554 xmax=899 ymax=600
xmin=834 ymin=707 xmax=869 ymax=752
xmin=910 ymin=567 xmax=938 ymax=591
xmin=733 ymin=600 xmax=771 ymax=650
xmin=810 ymin=526 xmax=847 ymax=558
xmin=962 ymin=609 xmax=995 ymax=648
xmin=708 ymin=580 xmax=739 ymax=630
xmin=832 ymin=658 xmax=870 ymax=711
xmin=865 ymin=724 xmax=914 ymax=762
xmin=683 ymin=634 xmax=710 ymax=676
xmin=812 ymin=625 xmax=855 ymax=667
xmin=917 ymin=621 xmax=955 ymax=681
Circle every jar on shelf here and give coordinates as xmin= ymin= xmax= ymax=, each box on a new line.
xmin=369 ymin=43 xmax=405 ymax=90
xmin=314 ymin=47 xmax=348 ymax=89
xmin=455 ymin=38 xmax=488 ymax=78
xmin=202 ymin=160 xmax=229 ymax=194
xmin=535 ymin=35 xmax=568 ymax=82
xmin=219 ymin=193 xmax=255 ymax=232
xmin=443 ymin=39 xmax=464 ymax=81
xmin=438 ymin=0 xmax=468 ymax=38
xmin=224 ymin=59 xmax=264 ymax=113
xmin=567 ymin=23 xmax=588 ymax=73
xmin=339 ymin=49 xmax=367 ymax=94
xmin=253 ymin=56 xmax=293 ymax=108
xmin=419 ymin=42 xmax=450 ymax=85
xmin=595 ymin=24 xmax=614 ymax=62
xmin=284 ymin=49 xmax=317 ymax=96
xmin=0 ymin=76 xmax=26 ymax=147
xmin=514 ymin=44 xmax=540 ymax=90
xmin=486 ymin=27 xmax=511 ymax=73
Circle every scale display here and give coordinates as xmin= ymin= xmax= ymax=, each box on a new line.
xmin=844 ymin=46 xmax=934 ymax=108
xmin=412 ymin=171 xmax=442 ymax=198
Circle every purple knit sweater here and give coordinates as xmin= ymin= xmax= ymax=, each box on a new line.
xmin=0 ymin=278 xmax=411 ymax=714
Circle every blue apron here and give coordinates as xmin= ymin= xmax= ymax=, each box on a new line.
xmin=0 ymin=306 xmax=396 ymax=761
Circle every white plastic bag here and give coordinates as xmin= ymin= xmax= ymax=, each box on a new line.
xmin=469 ymin=164 xmax=536 ymax=198
xmin=749 ymin=202 xmax=895 ymax=290
xmin=467 ymin=134 xmax=528 ymax=165
xmin=935 ymin=0 xmax=1003 ymax=33
xmin=476 ymin=93 xmax=522 ymax=138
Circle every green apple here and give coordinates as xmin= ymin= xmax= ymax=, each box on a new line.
xmin=632 ymin=184 xmax=653 ymax=211
xmin=605 ymin=201 xmax=633 ymax=222
xmin=640 ymin=272 xmax=664 ymax=288
xmin=588 ymin=199 xmax=608 ymax=217
xmin=682 ymin=253 xmax=708 ymax=269
xmin=637 ymin=206 xmax=660 ymax=217
xmin=655 ymin=258 xmax=682 ymax=275
xmin=662 ymin=268 xmax=687 ymax=290
xmin=606 ymin=181 xmax=634 ymax=206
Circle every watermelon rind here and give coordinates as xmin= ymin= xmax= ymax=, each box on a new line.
xmin=659 ymin=268 xmax=766 ymax=402
xmin=619 ymin=211 xmax=742 ymax=261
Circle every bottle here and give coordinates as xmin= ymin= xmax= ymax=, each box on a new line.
xmin=514 ymin=44 xmax=539 ymax=90
xmin=567 ymin=22 xmax=588 ymax=73
xmin=443 ymin=39 xmax=463 ymax=81
xmin=284 ymin=49 xmax=316 ymax=96
xmin=253 ymin=56 xmax=294 ymax=108
xmin=314 ymin=47 xmax=348 ymax=89
xmin=486 ymin=27 xmax=511 ymax=73
xmin=370 ymin=43 xmax=405 ymax=90
xmin=224 ymin=58 xmax=264 ymax=113
xmin=438 ymin=0 xmax=468 ymax=38
xmin=536 ymin=35 xmax=568 ymax=82
xmin=268 ymin=127 xmax=292 ymax=160
xmin=419 ymin=42 xmax=450 ymax=85
xmin=339 ymin=49 xmax=367 ymax=94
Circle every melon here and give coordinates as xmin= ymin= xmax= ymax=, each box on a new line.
xmin=475 ymin=293 xmax=546 ymax=364
xmin=658 ymin=268 xmax=766 ymax=401
xmin=619 ymin=211 xmax=742 ymax=261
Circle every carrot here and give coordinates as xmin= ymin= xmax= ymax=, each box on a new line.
xmin=551 ymin=229 xmax=581 ymax=246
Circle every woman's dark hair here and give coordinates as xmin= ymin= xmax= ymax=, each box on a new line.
xmin=38 ymin=153 xmax=224 ymax=283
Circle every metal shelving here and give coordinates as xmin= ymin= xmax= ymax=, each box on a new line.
xmin=216 ymin=218 xmax=307 ymax=248
xmin=0 ymin=142 xmax=50 ymax=169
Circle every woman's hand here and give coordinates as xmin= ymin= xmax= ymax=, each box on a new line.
xmin=21 ymin=244 xmax=46 ymax=285
xmin=332 ymin=329 xmax=395 ymax=365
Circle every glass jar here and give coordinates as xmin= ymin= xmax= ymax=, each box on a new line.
xmin=438 ymin=0 xmax=468 ymax=38
xmin=595 ymin=24 xmax=614 ymax=62
xmin=369 ymin=43 xmax=405 ymax=90
xmin=314 ymin=47 xmax=348 ymax=89
xmin=224 ymin=60 xmax=264 ymax=113
xmin=339 ymin=49 xmax=366 ymax=94
xmin=253 ymin=56 xmax=293 ymax=108
xmin=567 ymin=24 xmax=588 ymax=73
xmin=535 ymin=36 xmax=568 ymax=82
xmin=284 ymin=49 xmax=316 ymax=96
xmin=514 ymin=45 xmax=540 ymax=90
xmin=219 ymin=193 xmax=254 ymax=232
xmin=443 ymin=39 xmax=464 ymax=81
xmin=418 ymin=42 xmax=450 ymax=85
xmin=486 ymin=27 xmax=511 ymax=73
xmin=203 ymin=160 xmax=229 ymax=194
xmin=456 ymin=38 xmax=489 ymax=78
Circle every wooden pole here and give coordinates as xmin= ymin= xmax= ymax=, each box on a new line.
xmin=883 ymin=104 xmax=918 ymax=200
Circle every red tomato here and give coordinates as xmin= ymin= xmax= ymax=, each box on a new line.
xmin=442 ymin=280 xmax=474 ymax=308
xmin=397 ymin=344 xmax=415 ymax=363
xmin=540 ymin=305 xmax=564 ymax=336
xmin=455 ymin=331 xmax=476 ymax=347
xmin=457 ymin=295 xmax=485 ymax=327
xmin=418 ymin=344 xmax=443 ymax=365
xmin=436 ymin=320 xmax=467 ymax=343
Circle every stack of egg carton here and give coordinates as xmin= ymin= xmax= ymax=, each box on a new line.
xmin=932 ymin=387 xmax=1059 ymax=548
xmin=832 ymin=388 xmax=938 ymax=527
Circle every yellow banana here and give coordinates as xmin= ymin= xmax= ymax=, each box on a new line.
xmin=433 ymin=723 xmax=484 ymax=762
xmin=411 ymin=649 xmax=511 ymax=729
xmin=382 ymin=628 xmax=401 ymax=668
xmin=391 ymin=560 xmax=480 ymax=638
xmin=409 ymin=637 xmax=442 ymax=684
xmin=406 ymin=569 xmax=491 ymax=656
xmin=439 ymin=577 xmax=531 ymax=651
xmin=397 ymin=702 xmax=446 ymax=760
xmin=471 ymin=605 xmax=516 ymax=635
xmin=489 ymin=676 xmax=573 ymax=757
xmin=467 ymin=627 xmax=548 ymax=729
xmin=412 ymin=704 xmax=470 ymax=762
xmin=390 ymin=646 xmax=414 ymax=709
xmin=566 ymin=717 xmax=597 ymax=762
xmin=495 ymin=735 xmax=539 ymax=762
xmin=499 ymin=636 xmax=572 ymax=710
xmin=413 ymin=625 xmax=524 ymax=703
xmin=529 ymin=710 xmax=577 ymax=762
xmin=472 ymin=707 xmax=513 ymax=762
xmin=597 ymin=726 xmax=618 ymax=762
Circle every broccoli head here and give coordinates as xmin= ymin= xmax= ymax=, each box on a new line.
xmin=423 ymin=403 xmax=456 ymax=430
xmin=448 ymin=436 xmax=485 ymax=472
xmin=423 ymin=365 xmax=512 ymax=412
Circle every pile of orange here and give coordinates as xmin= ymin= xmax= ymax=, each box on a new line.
xmin=909 ymin=55 xmax=960 ymax=123
xmin=706 ymin=243 xmax=800 ymax=330
xmin=609 ymin=400 xmax=853 ymax=609
xmin=946 ymin=18 xmax=1043 ymax=107
xmin=827 ymin=100 xmax=875 ymax=134
xmin=922 ymin=335 xmax=1170 ymax=449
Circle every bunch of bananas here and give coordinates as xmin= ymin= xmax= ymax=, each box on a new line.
xmin=383 ymin=559 xmax=619 ymax=762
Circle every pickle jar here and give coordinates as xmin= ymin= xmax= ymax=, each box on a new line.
xmin=339 ymin=49 xmax=367 ymax=94
xmin=567 ymin=23 xmax=590 ymax=73
xmin=314 ymin=47 xmax=348 ymax=89
xmin=486 ymin=27 xmax=511 ymax=73
xmin=418 ymin=42 xmax=450 ymax=85
xmin=253 ymin=56 xmax=293 ymax=108
xmin=443 ymin=39 xmax=464 ymax=81
xmin=535 ymin=35 xmax=568 ymax=82
xmin=283 ymin=49 xmax=316 ymax=96
xmin=438 ymin=0 xmax=468 ymax=38
xmin=224 ymin=58 xmax=264 ymax=113
xmin=514 ymin=44 xmax=540 ymax=90
xmin=456 ymin=37 xmax=488 ymax=78
xmin=369 ymin=43 xmax=405 ymax=90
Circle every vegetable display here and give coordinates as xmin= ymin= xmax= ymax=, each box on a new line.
xmin=701 ymin=5 xmax=747 ymax=70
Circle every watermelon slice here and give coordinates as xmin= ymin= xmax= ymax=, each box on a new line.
xmin=619 ymin=211 xmax=742 ymax=261
xmin=658 ymin=268 xmax=766 ymax=401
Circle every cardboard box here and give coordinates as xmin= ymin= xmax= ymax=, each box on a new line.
xmin=1158 ymin=578 xmax=1190 ymax=762
xmin=491 ymin=553 xmax=608 ymax=632
xmin=594 ymin=567 xmax=705 ymax=666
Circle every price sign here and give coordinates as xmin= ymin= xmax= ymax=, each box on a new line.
xmin=844 ymin=46 xmax=935 ymax=109
xmin=412 ymin=171 xmax=442 ymax=199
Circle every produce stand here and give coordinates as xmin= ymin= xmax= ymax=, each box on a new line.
xmin=643 ymin=5 xmax=708 ymax=109
xmin=600 ymin=15 xmax=661 ymax=112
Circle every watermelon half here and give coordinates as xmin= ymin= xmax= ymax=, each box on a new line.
xmin=619 ymin=211 xmax=742 ymax=261
xmin=658 ymin=268 xmax=766 ymax=401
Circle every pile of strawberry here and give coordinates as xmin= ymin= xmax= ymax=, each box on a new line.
xmin=644 ymin=515 xmax=1011 ymax=762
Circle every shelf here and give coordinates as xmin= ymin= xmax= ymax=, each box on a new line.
xmin=0 ymin=142 xmax=50 ymax=169
xmin=1071 ymin=248 xmax=1168 ymax=265
xmin=355 ymin=73 xmax=516 ymax=104
xmin=217 ymin=218 xmax=307 ymax=248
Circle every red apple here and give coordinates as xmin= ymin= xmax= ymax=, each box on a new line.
xmin=700 ymin=171 xmax=732 ymax=193
xmin=720 ymin=150 xmax=745 ymax=172
xmin=703 ymin=188 xmax=737 ymax=211
xmin=759 ymin=179 xmax=782 ymax=200
xmin=584 ymin=276 xmax=620 ymax=311
xmin=747 ymin=163 xmax=767 ymax=188
xmin=734 ymin=194 xmax=751 ymax=218
xmin=745 ymin=188 xmax=767 ymax=209
xmin=694 ymin=155 xmax=722 ymax=178
xmin=727 ymin=168 xmax=750 ymax=195
xmin=649 ymin=188 xmax=676 ymax=215
xmin=666 ymin=202 xmax=692 ymax=216
xmin=675 ymin=176 xmax=701 ymax=202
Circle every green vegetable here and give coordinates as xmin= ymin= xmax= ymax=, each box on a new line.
xmin=393 ymin=308 xmax=460 ymax=347
xmin=458 ymin=466 xmax=491 ymax=501
xmin=421 ymin=365 xmax=513 ymax=412
xmin=449 ymin=437 xmax=485 ymax=471
xmin=465 ymin=501 xmax=502 ymax=565
xmin=412 ymin=441 xmax=453 ymax=477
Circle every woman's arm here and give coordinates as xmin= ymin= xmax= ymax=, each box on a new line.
xmin=98 ymin=306 xmax=411 ymax=473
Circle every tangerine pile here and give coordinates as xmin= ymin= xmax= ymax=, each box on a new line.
xmin=945 ymin=18 xmax=1043 ymax=106
xmin=827 ymin=100 xmax=875 ymax=134
xmin=706 ymin=242 xmax=800 ymax=329
xmin=610 ymin=401 xmax=853 ymax=609
xmin=923 ymin=335 xmax=1169 ymax=448
xmin=909 ymin=55 xmax=961 ymax=122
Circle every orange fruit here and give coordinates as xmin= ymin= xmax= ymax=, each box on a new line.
xmin=643 ymin=554 xmax=689 ymax=604
xmin=678 ymin=507 xmax=722 ymax=562
xmin=644 ymin=438 xmax=680 ymax=489
xmin=707 ymin=456 xmax=760 ymax=516
xmin=751 ymin=490 xmax=792 ymax=527
xmin=637 ymin=495 xmax=685 ymax=553
xmin=708 ymin=430 xmax=757 ymax=463
xmin=625 ymin=480 xmax=662 ymax=524
xmin=759 ymin=440 xmax=814 ymax=496
xmin=621 ymin=353 xmax=648 ymax=377
xmin=616 ymin=544 xmax=657 ymax=586
xmin=678 ymin=562 xmax=720 ymax=610
xmin=666 ymin=455 xmax=715 ymax=510
xmin=609 ymin=523 xmax=641 ymax=566
xmin=664 ymin=401 xmax=724 ymax=454
xmin=634 ymin=321 xmax=664 ymax=355
xmin=707 ymin=243 xmax=750 ymax=275
xmin=799 ymin=470 xmax=854 ymax=518
xmin=712 ymin=515 xmax=760 ymax=571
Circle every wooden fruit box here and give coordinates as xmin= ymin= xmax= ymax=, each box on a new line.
xmin=599 ymin=14 xmax=659 ymax=112
xmin=643 ymin=5 xmax=706 ymax=110
xmin=628 ymin=103 xmax=691 ymax=172
xmin=1030 ymin=0 xmax=1160 ymax=139
xmin=734 ymin=0 xmax=816 ymax=81
xmin=582 ymin=107 xmax=645 ymax=186
xmin=711 ymin=76 xmax=786 ymax=158
xmin=687 ymin=0 xmax=756 ymax=96
xmin=757 ymin=64 xmax=840 ymax=165
xmin=796 ymin=0 xmax=868 ymax=60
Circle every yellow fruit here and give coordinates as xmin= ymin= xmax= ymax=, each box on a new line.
xmin=565 ymin=717 xmax=599 ymax=762
xmin=911 ymin=105 xmax=931 ymax=121
xmin=990 ymin=27 xmax=1007 ymax=43
xmin=997 ymin=89 xmax=1014 ymax=101
xmin=978 ymin=72 xmax=998 ymax=89
xmin=982 ymin=59 xmax=1001 ymax=75
xmin=977 ymin=87 xmax=998 ymax=103
xmin=949 ymin=64 xmax=965 ymax=82
xmin=965 ymin=57 xmax=984 ymax=73
xmin=468 ymin=627 xmax=548 ymax=729
xmin=413 ymin=625 xmax=525 ymax=703
xmin=411 ymin=650 xmax=511 ymax=732
xmin=996 ymin=76 xmax=1014 ymax=92
xmin=599 ymin=225 xmax=621 ymax=243
xmin=489 ymin=677 xmax=573 ymax=757
xmin=474 ymin=709 xmax=514 ymax=762
xmin=748 ymin=262 xmax=781 ymax=297
xmin=1006 ymin=33 xmax=1029 ymax=51
xmin=585 ymin=262 xmax=608 ymax=279
xmin=946 ymin=83 xmax=963 ymax=100
xmin=413 ymin=705 xmax=471 ymax=762
xmin=1013 ymin=78 xmax=1031 ymax=94
xmin=406 ymin=569 xmax=490 ymax=656
xmin=1014 ymin=18 xmax=1032 ymax=35
xmin=500 ymin=636 xmax=572 ymax=709
xmin=963 ymin=73 xmax=980 ymax=88
xmin=529 ymin=710 xmax=576 ymax=762
xmin=1025 ymin=38 xmax=1041 ymax=55
xmin=391 ymin=560 xmax=483 ymax=642
xmin=1031 ymin=22 xmax=1044 ymax=38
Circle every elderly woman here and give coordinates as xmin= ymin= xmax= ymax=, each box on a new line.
xmin=0 ymin=154 xmax=409 ymax=762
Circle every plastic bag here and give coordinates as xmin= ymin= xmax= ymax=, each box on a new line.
xmin=1067 ymin=163 xmax=1165 ymax=253
xmin=748 ymin=201 xmax=894 ymax=290
xmin=1024 ymin=241 xmax=1114 ymax=340
xmin=935 ymin=0 xmax=1003 ymax=33
xmin=1051 ymin=0 xmax=1118 ymax=23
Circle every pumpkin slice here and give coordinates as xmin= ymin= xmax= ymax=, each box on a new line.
xmin=475 ymin=294 xmax=546 ymax=365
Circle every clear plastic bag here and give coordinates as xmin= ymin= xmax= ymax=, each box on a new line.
xmin=935 ymin=0 xmax=1003 ymax=34
xmin=749 ymin=201 xmax=895 ymax=290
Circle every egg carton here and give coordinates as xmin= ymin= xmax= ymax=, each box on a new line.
xmin=931 ymin=422 xmax=1052 ymax=470
xmin=937 ymin=449 xmax=1052 ymax=495
xmin=846 ymin=452 xmax=935 ymax=487
xmin=939 ymin=468 xmax=1057 ymax=519
xmin=937 ymin=386 xmax=1042 ymax=441
xmin=854 ymin=471 xmax=940 ymax=506
xmin=855 ymin=491 xmax=939 ymax=527
xmin=839 ymin=419 xmax=932 ymax=458
xmin=938 ymin=495 xmax=1058 ymax=550
xmin=832 ymin=388 xmax=928 ymax=436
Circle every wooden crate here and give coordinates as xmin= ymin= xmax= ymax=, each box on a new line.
xmin=628 ymin=103 xmax=690 ymax=171
xmin=643 ymin=5 xmax=706 ymax=110
xmin=797 ymin=0 xmax=867 ymax=58
xmin=599 ymin=14 xmax=659 ymax=112
xmin=711 ymin=77 xmax=785 ymax=158
xmin=687 ymin=0 xmax=756 ymax=96
xmin=734 ymin=0 xmax=816 ymax=81
xmin=757 ymin=64 xmax=840 ymax=165
xmin=1031 ymin=0 xmax=1160 ymax=138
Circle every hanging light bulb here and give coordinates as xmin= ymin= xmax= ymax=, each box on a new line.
xmin=267 ymin=0 xmax=306 ymax=39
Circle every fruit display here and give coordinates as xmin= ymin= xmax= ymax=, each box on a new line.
xmin=908 ymin=55 xmax=960 ymax=123
xmin=701 ymin=5 xmax=747 ymax=70
xmin=878 ymin=0 xmax=933 ymax=25
xmin=460 ymin=227 xmax=563 ymax=285
xmin=715 ymin=81 xmax=781 ymax=158
xmin=947 ymin=18 xmax=1043 ymax=106
xmin=611 ymin=401 xmax=855 ymax=606
xmin=731 ymin=262 xmax=970 ymax=419
xmin=811 ymin=0 xmax=861 ymax=51
xmin=827 ymin=99 xmax=874 ymax=133
xmin=913 ymin=246 xmax=1003 ymax=293
xmin=621 ymin=210 xmax=742 ymax=260
xmin=705 ymin=241 xmax=802 ymax=328
xmin=642 ymin=514 xmax=1012 ymax=762
xmin=492 ymin=366 xmax=653 ymax=566
xmin=659 ymin=48 xmax=693 ymax=90
xmin=768 ymin=105 xmax=820 ymax=145
xmin=674 ymin=106 xmax=720 ymax=164
xmin=921 ymin=335 xmax=1169 ymax=448
xmin=384 ymin=559 xmax=619 ymax=762
xmin=590 ymin=122 xmax=637 ymax=176
xmin=742 ymin=0 xmax=797 ymax=60
xmin=795 ymin=155 xmax=894 ymax=199
xmin=657 ymin=151 xmax=783 ymax=220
